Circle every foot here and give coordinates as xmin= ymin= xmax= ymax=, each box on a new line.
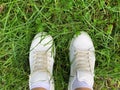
xmin=68 ymin=31 xmax=95 ymax=90
xmin=29 ymin=32 xmax=55 ymax=90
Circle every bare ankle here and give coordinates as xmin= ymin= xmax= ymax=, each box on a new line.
xmin=32 ymin=87 xmax=46 ymax=90
xmin=75 ymin=87 xmax=91 ymax=90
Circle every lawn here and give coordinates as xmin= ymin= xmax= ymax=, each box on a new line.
xmin=0 ymin=0 xmax=120 ymax=90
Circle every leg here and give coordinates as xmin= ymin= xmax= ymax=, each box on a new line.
xmin=32 ymin=87 xmax=46 ymax=90
xmin=29 ymin=32 xmax=55 ymax=90
xmin=75 ymin=88 xmax=91 ymax=90
xmin=68 ymin=31 xmax=96 ymax=90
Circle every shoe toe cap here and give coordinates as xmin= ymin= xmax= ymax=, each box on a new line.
xmin=73 ymin=32 xmax=94 ymax=51
xmin=30 ymin=32 xmax=53 ymax=51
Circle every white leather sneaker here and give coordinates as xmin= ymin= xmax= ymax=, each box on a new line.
xmin=68 ymin=31 xmax=95 ymax=90
xmin=29 ymin=32 xmax=55 ymax=90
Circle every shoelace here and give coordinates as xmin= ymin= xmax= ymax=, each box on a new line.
xmin=74 ymin=50 xmax=92 ymax=73
xmin=32 ymin=51 xmax=51 ymax=73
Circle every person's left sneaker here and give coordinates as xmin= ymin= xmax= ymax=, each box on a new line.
xmin=29 ymin=32 xmax=55 ymax=90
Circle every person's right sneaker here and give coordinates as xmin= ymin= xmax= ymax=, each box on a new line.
xmin=68 ymin=31 xmax=95 ymax=90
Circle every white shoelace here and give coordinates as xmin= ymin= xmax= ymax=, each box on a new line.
xmin=74 ymin=50 xmax=92 ymax=73
xmin=32 ymin=51 xmax=51 ymax=73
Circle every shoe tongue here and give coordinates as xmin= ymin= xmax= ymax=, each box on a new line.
xmin=76 ymin=70 xmax=94 ymax=87
xmin=30 ymin=71 xmax=50 ymax=83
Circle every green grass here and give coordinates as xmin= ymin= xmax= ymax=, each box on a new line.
xmin=0 ymin=0 xmax=120 ymax=90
